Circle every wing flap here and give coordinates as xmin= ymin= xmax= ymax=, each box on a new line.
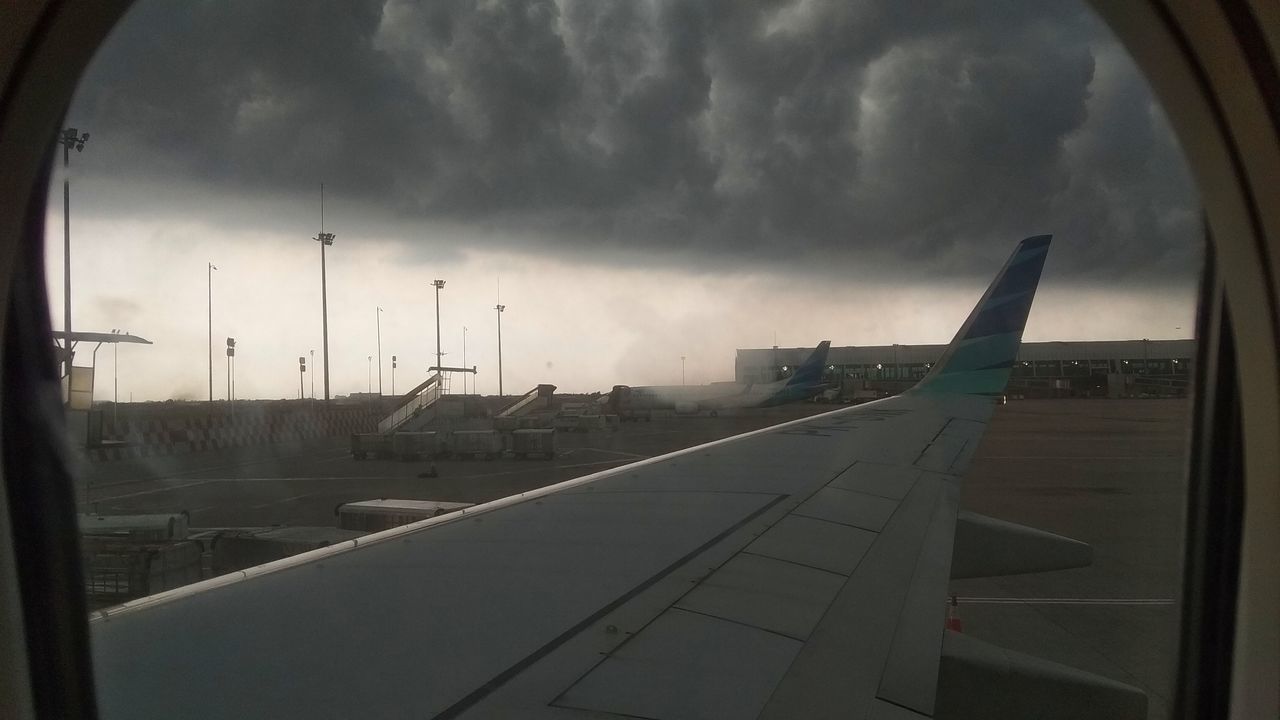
xmin=675 ymin=553 xmax=848 ymax=640
xmin=555 ymin=608 xmax=803 ymax=720
xmin=759 ymin=468 xmax=950 ymax=719
xmin=745 ymin=515 xmax=878 ymax=575
xmin=876 ymin=476 xmax=961 ymax=715
xmin=936 ymin=630 xmax=1147 ymax=720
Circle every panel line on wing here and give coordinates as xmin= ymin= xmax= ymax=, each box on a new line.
xmin=667 ymin=605 xmax=809 ymax=643
xmin=431 ymin=494 xmax=789 ymax=720
xmin=736 ymin=550 xmax=862 ymax=579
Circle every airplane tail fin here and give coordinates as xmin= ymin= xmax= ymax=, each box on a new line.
xmin=785 ymin=340 xmax=832 ymax=388
xmin=915 ymin=235 xmax=1051 ymax=395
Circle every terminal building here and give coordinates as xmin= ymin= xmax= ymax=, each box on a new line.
xmin=736 ymin=339 xmax=1196 ymax=398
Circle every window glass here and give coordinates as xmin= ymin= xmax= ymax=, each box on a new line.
xmin=49 ymin=2 xmax=1200 ymax=717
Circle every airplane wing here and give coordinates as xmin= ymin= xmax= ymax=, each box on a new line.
xmin=89 ymin=235 xmax=1143 ymax=719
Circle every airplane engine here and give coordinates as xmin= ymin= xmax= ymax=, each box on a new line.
xmin=674 ymin=402 xmax=700 ymax=415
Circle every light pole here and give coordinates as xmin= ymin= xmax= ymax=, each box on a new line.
xmin=376 ymin=306 xmax=384 ymax=396
xmin=315 ymin=184 xmax=335 ymax=402
xmin=111 ymin=329 xmax=122 ymax=427
xmin=309 ymin=349 xmax=315 ymax=399
xmin=681 ymin=355 xmax=686 ymax=386
xmin=59 ymin=127 xmax=89 ymax=379
xmin=226 ymin=337 xmax=236 ymax=408
xmin=367 ymin=355 xmax=372 ymax=394
xmin=391 ymin=355 xmax=397 ymax=396
xmin=495 ymin=303 xmax=505 ymax=396
xmin=208 ymin=262 xmax=217 ymax=401
xmin=432 ymin=279 xmax=446 ymax=385
xmin=299 ymin=355 xmax=306 ymax=399
xmin=462 ymin=326 xmax=468 ymax=395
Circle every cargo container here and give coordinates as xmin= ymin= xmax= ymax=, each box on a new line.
xmin=449 ymin=429 xmax=503 ymax=459
xmin=205 ymin=526 xmax=367 ymax=575
xmin=350 ymin=432 xmax=394 ymax=460
xmin=79 ymin=513 xmax=188 ymax=543
xmin=392 ymin=431 xmax=443 ymax=460
xmin=337 ymin=499 xmax=475 ymax=532
xmin=511 ymin=428 xmax=556 ymax=459
xmin=81 ymin=537 xmax=203 ymax=606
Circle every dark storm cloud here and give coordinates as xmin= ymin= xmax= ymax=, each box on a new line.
xmin=68 ymin=0 xmax=1199 ymax=283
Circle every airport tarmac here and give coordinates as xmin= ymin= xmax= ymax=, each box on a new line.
xmin=79 ymin=404 xmax=834 ymax=526
xmin=952 ymin=399 xmax=1188 ymax=720
xmin=78 ymin=398 xmax=1188 ymax=718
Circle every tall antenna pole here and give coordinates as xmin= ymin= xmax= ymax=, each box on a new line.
xmin=377 ymin=306 xmax=384 ymax=396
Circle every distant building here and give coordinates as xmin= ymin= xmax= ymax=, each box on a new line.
xmin=335 ymin=392 xmax=383 ymax=405
xmin=736 ymin=339 xmax=1195 ymax=398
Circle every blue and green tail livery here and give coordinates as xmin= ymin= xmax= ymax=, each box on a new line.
xmin=915 ymin=235 xmax=1051 ymax=395
xmin=784 ymin=340 xmax=832 ymax=390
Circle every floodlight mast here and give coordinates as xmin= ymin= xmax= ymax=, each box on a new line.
xmin=432 ymin=280 xmax=446 ymax=386
xmin=376 ymin=306 xmax=384 ymax=396
xmin=208 ymin=261 xmax=217 ymax=401
xmin=316 ymin=184 xmax=335 ymax=402
xmin=59 ymin=127 xmax=89 ymax=380
xmin=495 ymin=303 xmax=506 ymax=396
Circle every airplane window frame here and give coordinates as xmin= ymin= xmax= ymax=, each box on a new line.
xmin=0 ymin=1 xmax=1276 ymax=719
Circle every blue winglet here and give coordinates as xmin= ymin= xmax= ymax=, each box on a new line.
xmin=914 ymin=235 xmax=1052 ymax=395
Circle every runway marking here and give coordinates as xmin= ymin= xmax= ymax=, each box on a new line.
xmin=956 ymin=597 xmax=1175 ymax=606
xmin=93 ymin=480 xmax=214 ymax=502
xmin=558 ymin=459 xmax=638 ymax=470
xmin=581 ymin=448 xmax=650 ymax=460
xmin=249 ymin=492 xmax=319 ymax=509
xmin=444 ymin=458 xmax=635 ymax=481
xmin=617 ymin=430 xmax=685 ymax=439
xmin=88 ymin=446 xmax=352 ymax=489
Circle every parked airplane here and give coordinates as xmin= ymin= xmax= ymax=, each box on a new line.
xmin=608 ymin=340 xmax=832 ymax=418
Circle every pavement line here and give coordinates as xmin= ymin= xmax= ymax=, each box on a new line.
xmin=582 ymin=448 xmax=651 ymax=460
xmin=93 ymin=480 xmax=214 ymax=502
xmin=956 ymin=597 xmax=1176 ymax=605
xmin=87 ymin=446 xmax=352 ymax=489
xmin=445 ymin=458 xmax=634 ymax=481
xmin=558 ymin=459 xmax=637 ymax=470
xmin=249 ymin=492 xmax=319 ymax=509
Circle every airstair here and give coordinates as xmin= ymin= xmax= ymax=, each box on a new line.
xmin=497 ymin=384 xmax=556 ymax=418
xmin=377 ymin=375 xmax=443 ymax=434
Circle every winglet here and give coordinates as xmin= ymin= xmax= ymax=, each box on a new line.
xmin=785 ymin=340 xmax=832 ymax=388
xmin=915 ymin=235 xmax=1051 ymax=395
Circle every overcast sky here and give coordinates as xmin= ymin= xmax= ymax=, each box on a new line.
xmin=47 ymin=0 xmax=1201 ymax=400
